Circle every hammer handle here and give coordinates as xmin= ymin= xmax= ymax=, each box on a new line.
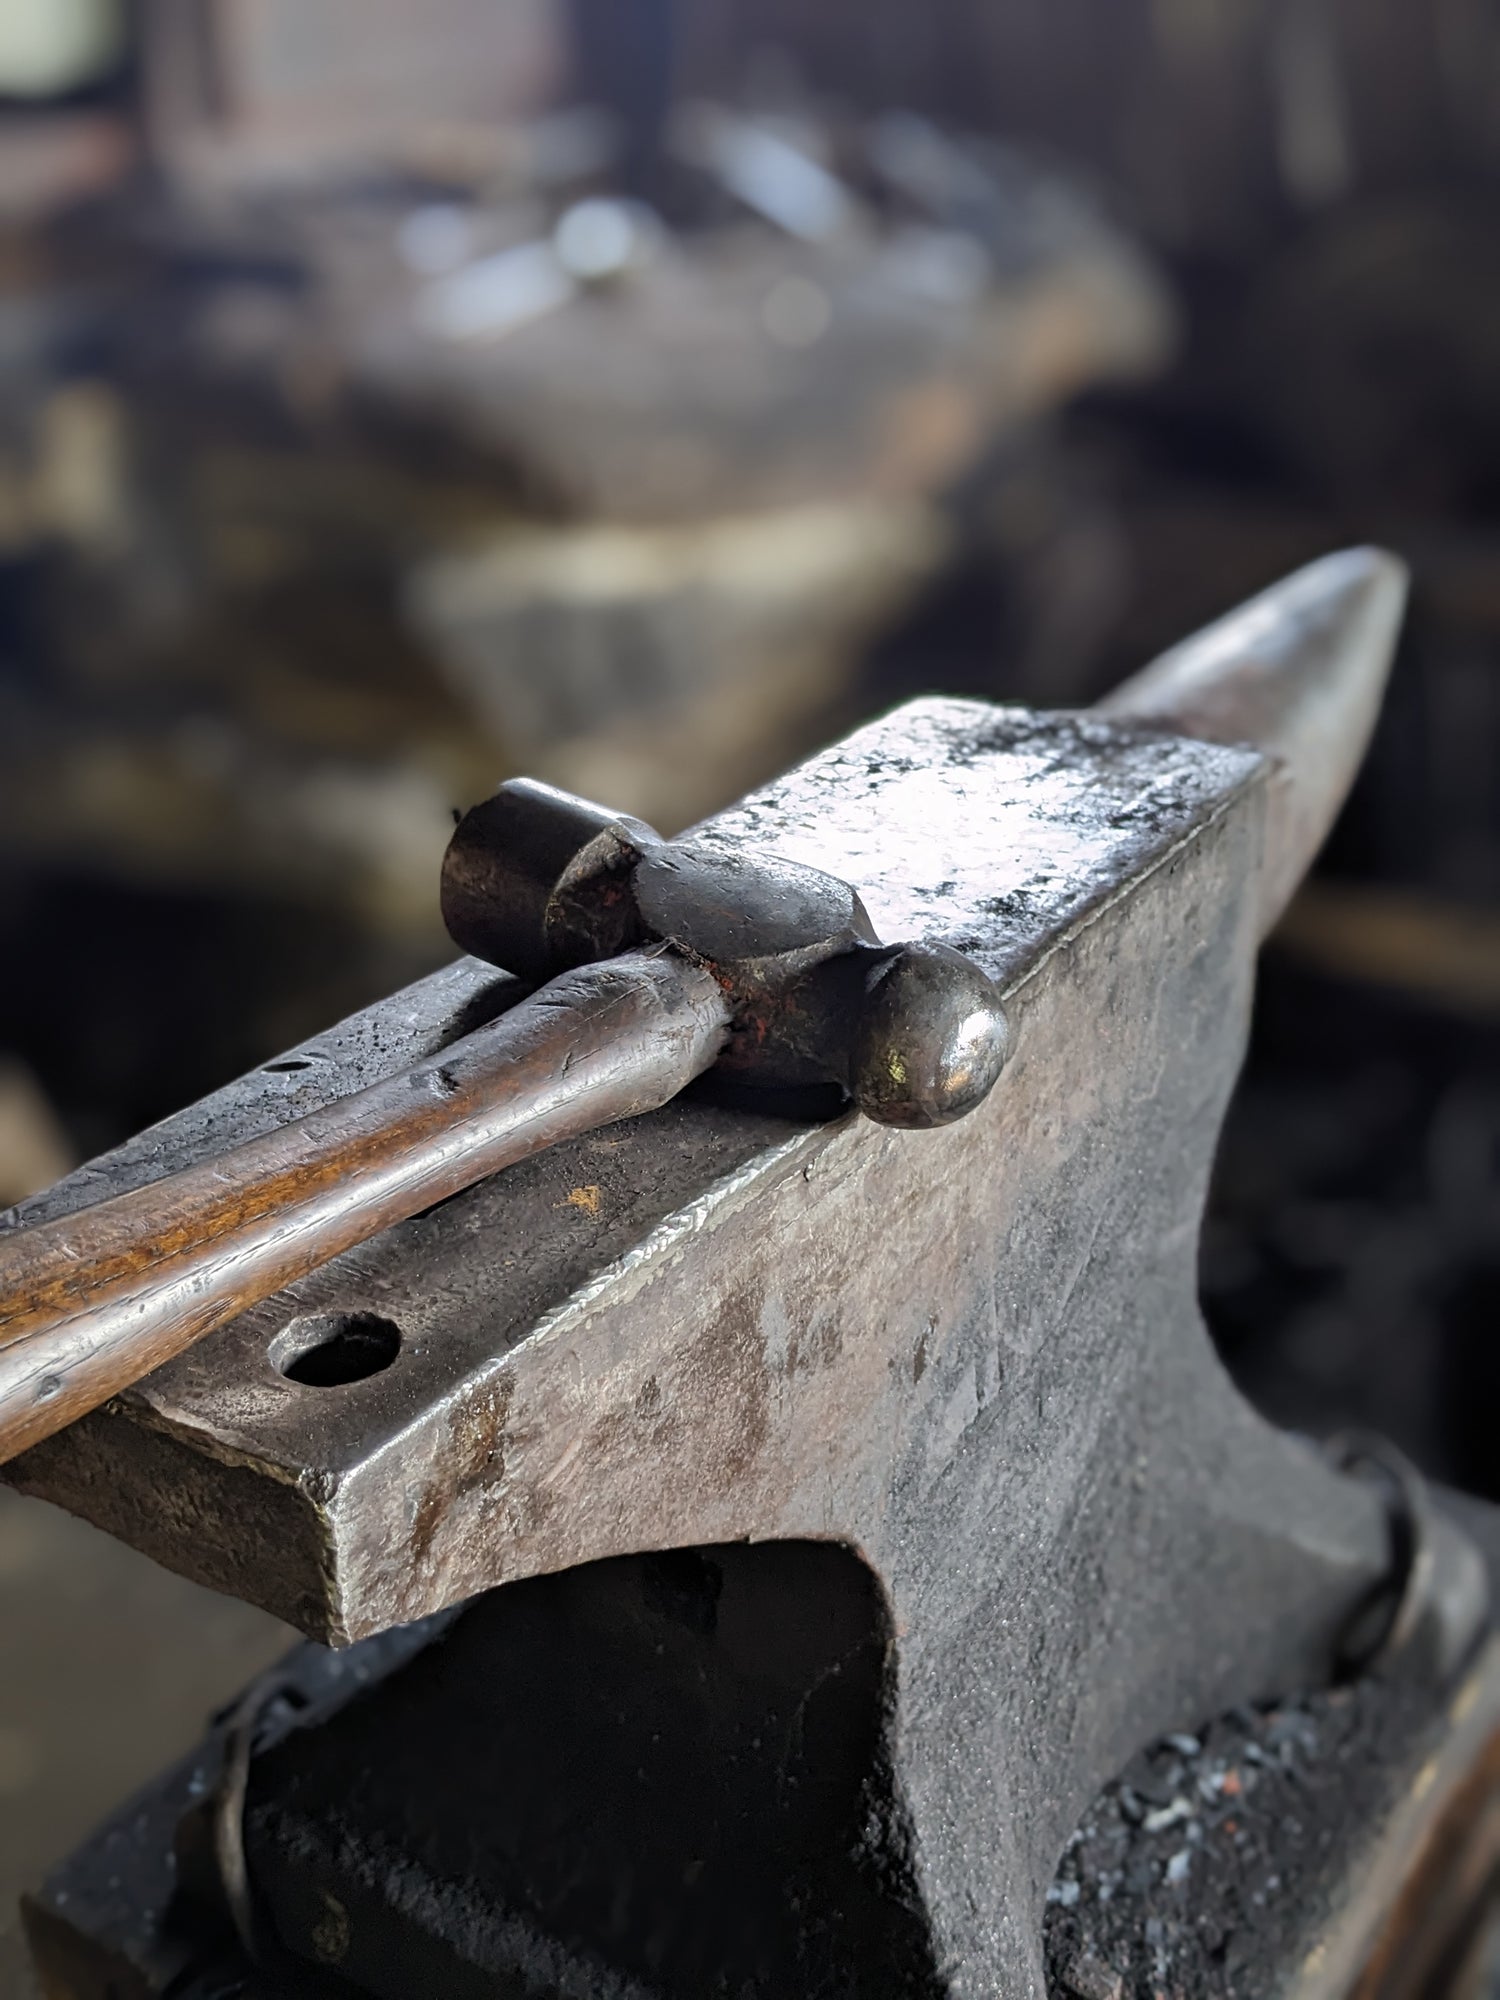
xmin=0 ymin=951 xmax=729 ymax=1465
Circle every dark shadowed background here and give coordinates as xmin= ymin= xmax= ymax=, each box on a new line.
xmin=0 ymin=1 xmax=1497 ymax=1992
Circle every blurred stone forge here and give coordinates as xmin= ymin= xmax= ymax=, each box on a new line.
xmin=0 ymin=0 xmax=1171 ymax=1161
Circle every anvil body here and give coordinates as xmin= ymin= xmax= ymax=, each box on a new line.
xmin=7 ymin=644 xmax=1497 ymax=1994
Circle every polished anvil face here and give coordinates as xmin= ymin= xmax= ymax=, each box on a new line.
xmin=4 ymin=556 xmax=1481 ymax=1996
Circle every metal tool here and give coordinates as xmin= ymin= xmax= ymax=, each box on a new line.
xmin=0 ymin=787 xmax=1007 ymax=1462
xmin=9 ymin=549 xmax=1495 ymax=2000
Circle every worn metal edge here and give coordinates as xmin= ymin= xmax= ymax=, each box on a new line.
xmin=5 ymin=709 xmax=1266 ymax=1642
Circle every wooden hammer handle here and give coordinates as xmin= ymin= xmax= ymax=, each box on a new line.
xmin=0 ymin=951 xmax=729 ymax=1464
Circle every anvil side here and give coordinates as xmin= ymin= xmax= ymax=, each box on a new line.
xmin=2 ymin=557 xmax=1483 ymax=1995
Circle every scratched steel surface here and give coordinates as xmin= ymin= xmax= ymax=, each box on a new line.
xmin=10 ymin=556 xmax=1483 ymax=2000
xmin=6 ymin=684 xmax=1478 ymax=1999
xmin=3 ymin=700 xmax=1263 ymax=1640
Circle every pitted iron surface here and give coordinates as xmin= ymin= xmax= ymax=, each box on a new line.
xmin=11 ymin=555 xmax=1490 ymax=2000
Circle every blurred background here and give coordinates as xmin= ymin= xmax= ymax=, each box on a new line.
xmin=0 ymin=0 xmax=1497 ymax=1991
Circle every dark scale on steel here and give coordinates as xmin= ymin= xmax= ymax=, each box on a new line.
xmin=4 ymin=553 xmax=1499 ymax=1998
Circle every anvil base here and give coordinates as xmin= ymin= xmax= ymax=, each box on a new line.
xmin=24 ymin=1496 xmax=1500 ymax=2000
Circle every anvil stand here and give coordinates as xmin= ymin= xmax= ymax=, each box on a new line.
xmin=10 ymin=556 xmax=1500 ymax=1999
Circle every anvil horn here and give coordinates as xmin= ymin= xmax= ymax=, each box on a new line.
xmin=1099 ymin=546 xmax=1409 ymax=934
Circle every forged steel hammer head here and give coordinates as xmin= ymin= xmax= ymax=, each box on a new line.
xmin=442 ymin=774 xmax=1011 ymax=1128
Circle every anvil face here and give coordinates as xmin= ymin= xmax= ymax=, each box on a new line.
xmin=4 ymin=696 xmax=1413 ymax=1994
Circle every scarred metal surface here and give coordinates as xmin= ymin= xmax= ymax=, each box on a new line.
xmin=0 ymin=701 xmax=1420 ymax=1995
xmin=7 ymin=556 xmax=1471 ymax=1997
xmin=4 ymin=700 xmax=1268 ymax=1643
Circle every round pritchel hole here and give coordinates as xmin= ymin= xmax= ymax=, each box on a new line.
xmin=271 ymin=1312 xmax=402 ymax=1388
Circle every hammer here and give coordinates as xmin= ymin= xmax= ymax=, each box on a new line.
xmin=0 ymin=548 xmax=1400 ymax=1465
xmin=0 ymin=783 xmax=1010 ymax=1461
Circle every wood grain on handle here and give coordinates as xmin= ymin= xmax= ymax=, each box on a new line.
xmin=0 ymin=951 xmax=730 ymax=1464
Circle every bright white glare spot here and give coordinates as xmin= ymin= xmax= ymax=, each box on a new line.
xmin=419 ymin=242 xmax=575 ymax=343
xmin=0 ymin=0 xmax=121 ymax=97
xmin=950 ymin=1008 xmax=999 ymax=1062
xmin=761 ymin=276 xmax=831 ymax=349
xmin=553 ymin=198 xmax=639 ymax=282
xmin=683 ymin=107 xmax=854 ymax=242
xmin=398 ymin=204 xmax=476 ymax=276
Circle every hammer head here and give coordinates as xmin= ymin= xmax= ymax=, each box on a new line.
xmin=441 ymin=776 xmax=1009 ymax=1129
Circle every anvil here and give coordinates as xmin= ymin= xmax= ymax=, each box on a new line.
xmin=7 ymin=550 xmax=1497 ymax=1999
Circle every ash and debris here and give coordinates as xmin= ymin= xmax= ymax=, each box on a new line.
xmin=1043 ymin=1677 xmax=1435 ymax=2000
